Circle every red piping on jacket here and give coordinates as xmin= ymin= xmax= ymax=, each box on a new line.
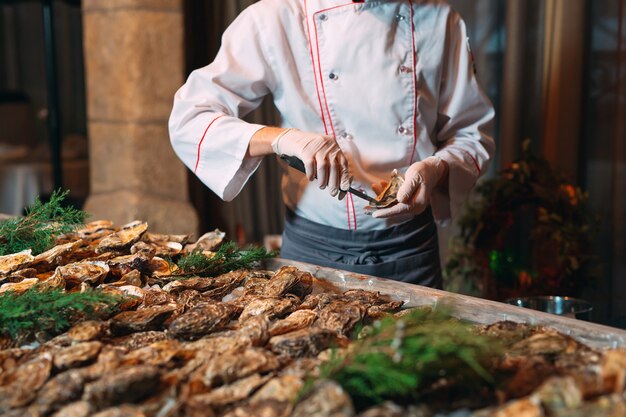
xmin=310 ymin=1 xmax=359 ymax=229
xmin=408 ymin=0 xmax=418 ymax=165
xmin=348 ymin=193 xmax=357 ymax=230
xmin=304 ymin=0 xmax=329 ymax=135
xmin=463 ymin=150 xmax=481 ymax=175
xmin=194 ymin=115 xmax=225 ymax=173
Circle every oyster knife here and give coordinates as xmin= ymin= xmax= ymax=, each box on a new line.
xmin=279 ymin=154 xmax=378 ymax=204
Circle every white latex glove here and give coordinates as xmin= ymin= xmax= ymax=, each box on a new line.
xmin=272 ymin=129 xmax=351 ymax=197
xmin=372 ymin=156 xmax=448 ymax=219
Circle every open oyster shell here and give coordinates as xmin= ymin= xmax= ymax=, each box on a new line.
xmin=365 ymin=169 xmax=405 ymax=212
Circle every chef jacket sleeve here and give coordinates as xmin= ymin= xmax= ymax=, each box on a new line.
xmin=168 ymin=6 xmax=275 ymax=201
xmin=431 ymin=11 xmax=496 ymax=224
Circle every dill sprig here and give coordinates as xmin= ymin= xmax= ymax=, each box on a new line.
xmin=303 ymin=306 xmax=501 ymax=408
xmin=0 ymin=287 xmax=122 ymax=343
xmin=173 ymin=242 xmax=277 ymax=278
xmin=0 ymin=189 xmax=87 ymax=256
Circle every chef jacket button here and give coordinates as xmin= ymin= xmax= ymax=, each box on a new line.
xmin=399 ymin=65 xmax=412 ymax=74
xmin=339 ymin=132 xmax=353 ymax=140
xmin=398 ymin=126 xmax=410 ymax=135
xmin=329 ymin=72 xmax=338 ymax=80
xmin=319 ymin=14 xmax=328 ymax=21
xmin=395 ymin=14 xmax=406 ymax=22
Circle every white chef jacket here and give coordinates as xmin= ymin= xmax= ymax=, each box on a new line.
xmin=169 ymin=0 xmax=495 ymax=231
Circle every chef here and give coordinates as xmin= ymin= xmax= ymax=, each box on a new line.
xmin=169 ymin=0 xmax=495 ymax=288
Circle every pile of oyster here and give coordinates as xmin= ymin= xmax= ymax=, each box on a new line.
xmin=0 ymin=220 xmax=625 ymax=417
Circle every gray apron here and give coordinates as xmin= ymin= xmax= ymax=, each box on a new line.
xmin=280 ymin=208 xmax=442 ymax=288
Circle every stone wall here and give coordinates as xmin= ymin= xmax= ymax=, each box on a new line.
xmin=82 ymin=0 xmax=198 ymax=234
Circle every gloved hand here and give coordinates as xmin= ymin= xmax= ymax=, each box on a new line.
xmin=371 ymin=156 xmax=448 ymax=219
xmin=272 ymin=129 xmax=351 ymax=197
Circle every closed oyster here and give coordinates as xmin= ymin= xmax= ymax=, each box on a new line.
xmin=237 ymin=314 xmax=271 ymax=346
xmin=0 ymin=250 xmax=34 ymax=276
xmin=0 ymin=353 xmax=53 ymax=410
xmin=55 ymin=261 xmax=110 ymax=287
xmin=81 ymin=365 xmax=160 ymax=410
xmin=292 ymin=380 xmax=355 ymax=417
xmin=68 ymin=320 xmax=109 ymax=342
xmin=366 ymin=170 xmax=405 ymax=210
xmin=269 ymin=310 xmax=318 ymax=336
xmin=222 ymin=400 xmax=293 ymax=417
xmin=51 ymin=400 xmax=92 ymax=417
xmin=268 ymin=328 xmax=336 ymax=358
xmin=145 ymin=256 xmax=177 ymax=277
xmin=121 ymin=339 xmax=183 ymax=367
xmin=109 ymin=305 xmax=176 ymax=335
xmin=198 ymin=347 xmax=281 ymax=387
xmin=251 ymin=374 xmax=304 ymax=404
xmin=317 ymin=300 xmax=368 ymax=336
xmin=168 ymin=302 xmax=233 ymax=340
xmin=265 ymin=266 xmax=313 ymax=298
xmin=110 ymin=269 xmax=142 ymax=287
xmin=188 ymin=373 xmax=272 ymax=409
xmin=238 ymin=295 xmax=300 ymax=323
xmin=96 ymin=221 xmax=148 ymax=254
xmin=53 ymin=341 xmax=103 ymax=371
xmin=0 ymin=277 xmax=39 ymax=294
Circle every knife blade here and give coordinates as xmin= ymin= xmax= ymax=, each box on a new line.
xmin=279 ymin=154 xmax=378 ymax=204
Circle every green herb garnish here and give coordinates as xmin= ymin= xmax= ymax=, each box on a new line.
xmin=0 ymin=189 xmax=87 ymax=256
xmin=0 ymin=287 xmax=122 ymax=343
xmin=173 ymin=242 xmax=277 ymax=278
xmin=302 ymin=306 xmax=501 ymax=408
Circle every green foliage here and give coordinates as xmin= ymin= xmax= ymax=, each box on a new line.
xmin=174 ymin=242 xmax=278 ymax=278
xmin=304 ymin=306 xmax=501 ymax=409
xmin=0 ymin=189 xmax=87 ymax=256
xmin=0 ymin=287 xmax=122 ymax=342
xmin=444 ymin=140 xmax=596 ymax=298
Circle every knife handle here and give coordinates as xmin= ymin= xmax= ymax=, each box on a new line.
xmin=280 ymin=155 xmax=307 ymax=175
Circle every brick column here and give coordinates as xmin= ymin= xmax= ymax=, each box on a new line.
xmin=82 ymin=0 xmax=198 ymax=234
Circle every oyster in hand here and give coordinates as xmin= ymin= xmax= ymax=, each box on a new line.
xmin=365 ymin=170 xmax=405 ymax=213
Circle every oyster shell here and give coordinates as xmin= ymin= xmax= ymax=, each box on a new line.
xmin=268 ymin=327 xmax=336 ymax=358
xmin=67 ymin=320 xmax=109 ymax=342
xmin=54 ymin=261 xmax=110 ymax=287
xmin=106 ymin=252 xmax=154 ymax=278
xmin=269 ymin=310 xmax=318 ymax=336
xmin=222 ymin=400 xmax=293 ymax=417
xmin=184 ymin=229 xmax=225 ymax=253
xmin=292 ymin=380 xmax=355 ymax=417
xmin=30 ymin=240 xmax=84 ymax=271
xmin=130 ymin=240 xmax=183 ymax=258
xmin=237 ymin=314 xmax=271 ymax=346
xmin=53 ymin=341 xmax=103 ymax=371
xmin=141 ymin=232 xmax=191 ymax=245
xmin=0 ymin=277 xmax=39 ymax=294
xmin=0 ymin=353 xmax=53 ymax=410
xmin=187 ymin=373 xmax=272 ymax=409
xmin=96 ymin=221 xmax=148 ymax=254
xmin=366 ymin=170 xmax=405 ymax=210
xmin=81 ymin=364 xmax=160 ymax=410
xmin=198 ymin=347 xmax=281 ymax=387
xmin=251 ymin=374 xmax=304 ymax=404
xmin=317 ymin=300 xmax=368 ymax=336
xmin=0 ymin=250 xmax=34 ymax=276
xmin=51 ymin=400 xmax=92 ymax=417
xmin=109 ymin=305 xmax=176 ymax=335
xmin=121 ymin=339 xmax=184 ymax=367
xmin=238 ymin=295 xmax=300 ymax=323
xmin=168 ymin=302 xmax=233 ymax=340
xmin=264 ymin=266 xmax=313 ymax=298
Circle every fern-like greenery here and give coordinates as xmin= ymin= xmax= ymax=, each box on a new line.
xmin=173 ymin=242 xmax=277 ymax=278
xmin=304 ymin=306 xmax=501 ymax=409
xmin=0 ymin=189 xmax=87 ymax=256
xmin=0 ymin=287 xmax=122 ymax=342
